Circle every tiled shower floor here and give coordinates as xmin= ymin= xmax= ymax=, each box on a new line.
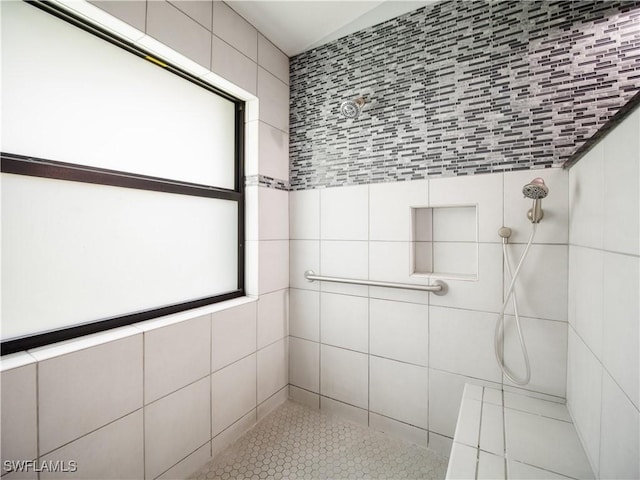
xmin=190 ymin=401 xmax=448 ymax=480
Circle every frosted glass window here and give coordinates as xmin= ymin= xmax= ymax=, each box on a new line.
xmin=0 ymin=2 xmax=244 ymax=351
xmin=2 ymin=174 xmax=238 ymax=340
xmin=1 ymin=1 xmax=236 ymax=189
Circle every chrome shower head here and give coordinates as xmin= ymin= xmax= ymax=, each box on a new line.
xmin=523 ymin=177 xmax=548 ymax=223
xmin=340 ymin=97 xmax=365 ymax=119
xmin=522 ymin=177 xmax=549 ymax=199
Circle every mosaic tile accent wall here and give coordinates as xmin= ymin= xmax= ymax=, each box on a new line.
xmin=289 ymin=0 xmax=640 ymax=190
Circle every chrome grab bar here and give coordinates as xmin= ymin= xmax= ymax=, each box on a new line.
xmin=304 ymin=270 xmax=448 ymax=296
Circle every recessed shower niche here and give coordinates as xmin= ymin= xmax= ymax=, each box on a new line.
xmin=411 ymin=205 xmax=478 ymax=279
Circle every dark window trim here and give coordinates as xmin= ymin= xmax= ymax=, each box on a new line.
xmin=1 ymin=1 xmax=245 ymax=356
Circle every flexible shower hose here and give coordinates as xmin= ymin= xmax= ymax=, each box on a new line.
xmin=494 ymin=223 xmax=537 ymax=386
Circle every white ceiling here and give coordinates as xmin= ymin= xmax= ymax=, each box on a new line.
xmin=226 ymin=1 xmax=433 ymax=57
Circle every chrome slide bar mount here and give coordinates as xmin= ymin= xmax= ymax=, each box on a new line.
xmin=304 ymin=270 xmax=448 ymax=296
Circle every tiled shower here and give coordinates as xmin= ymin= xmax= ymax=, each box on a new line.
xmin=1 ymin=1 xmax=639 ymax=479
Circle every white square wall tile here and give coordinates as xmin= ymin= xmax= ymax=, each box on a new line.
xmin=566 ymin=329 xmax=602 ymax=472
xmin=289 ymin=337 xmax=319 ymax=393
xmin=290 ymin=189 xmax=320 ymax=240
xmin=598 ymin=372 xmax=640 ymax=480
xmin=370 ymin=241 xmax=426 ymax=284
xmin=211 ymin=35 xmax=257 ymax=96
xmin=602 ymin=252 xmax=639 ymax=408
xmin=257 ymin=34 xmax=289 ymax=85
xmin=603 ymin=108 xmax=640 ymax=256
xmin=257 ymin=67 xmax=289 ymax=132
xmin=505 ymin=408 xmax=594 ymax=479
xmin=289 ymin=288 xmax=320 ymax=342
xmin=429 ymin=172 xmax=503 ymax=243
xmin=212 ymin=1 xmax=257 ymax=61
xmin=259 ymin=121 xmax=289 ymax=181
xmin=429 ymin=306 xmax=502 ymax=382
xmin=146 ymin=1 xmax=212 ymax=69
xmin=569 ymin=246 xmax=603 ymax=356
xmin=569 ymin=142 xmax=604 ymax=249
xmin=257 ymin=289 xmax=288 ymax=349
xmin=430 ymin=243 xmax=503 ymax=313
xmin=1 ymin=365 xmax=37 ymax=466
xmin=320 ymin=185 xmax=369 ymax=240
xmin=258 ymin=240 xmax=289 ymax=294
xmin=40 ymin=411 xmax=144 ymax=480
xmin=212 ymin=301 xmax=257 ymax=371
xmin=90 ymin=1 xmax=146 ymax=32
xmin=212 ymin=354 xmax=257 ymax=436
xmin=145 ymin=314 xmax=210 ymax=404
xmin=503 ymin=317 xmax=567 ymax=398
xmin=503 ymin=168 xmax=569 ymax=244
xmin=370 ymin=298 xmax=428 ymax=366
xmin=320 ymin=241 xmax=369 ymax=296
xmin=320 ymin=345 xmax=368 ymax=409
xmin=320 ymin=293 xmax=368 ymax=353
xmin=504 ymin=244 xmax=568 ymax=322
xmin=257 ymin=187 xmax=289 ymax=240
xmin=369 ymin=180 xmax=428 ymax=241
xmin=38 ymin=334 xmax=143 ymax=454
xmin=429 ymin=306 xmax=503 ymax=383
xmin=168 ymin=1 xmax=212 ymax=30
xmin=289 ymin=240 xmax=320 ymax=290
xmin=257 ymin=338 xmax=288 ymax=403
xmin=370 ymin=356 xmax=428 ymax=428
xmin=145 ymin=377 xmax=211 ymax=480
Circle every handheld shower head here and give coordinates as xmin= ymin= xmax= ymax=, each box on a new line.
xmin=523 ymin=177 xmax=549 ymax=223
xmin=340 ymin=97 xmax=365 ymax=119
xmin=523 ymin=177 xmax=549 ymax=199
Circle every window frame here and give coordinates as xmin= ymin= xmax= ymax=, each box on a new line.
xmin=0 ymin=1 xmax=245 ymax=355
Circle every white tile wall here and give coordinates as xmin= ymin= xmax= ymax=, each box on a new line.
xmin=320 ymin=185 xmax=369 ymax=240
xmin=211 ymin=354 xmax=257 ymax=436
xmin=257 ymin=338 xmax=288 ymax=404
xmin=212 ymin=302 xmax=257 ymax=372
xmin=144 ymin=314 xmax=210 ymax=404
xmin=369 ymin=298 xmax=428 ymax=366
xmin=1 ymin=364 xmax=37 ymax=469
xmin=146 ymin=1 xmax=212 ymax=69
xmin=320 ymin=344 xmax=368 ymax=409
xmin=211 ymin=1 xmax=257 ymax=61
xmin=257 ymin=34 xmax=289 ymax=85
xmin=211 ymin=35 xmax=257 ymax=95
xmin=257 ymin=68 xmax=289 ymax=132
xmin=288 ymin=337 xmax=319 ymax=393
xmin=289 ymin=240 xmax=320 ymax=290
xmin=429 ymin=306 xmax=502 ymax=382
xmin=289 ymin=288 xmax=320 ymax=342
xmin=289 ymin=189 xmax=320 ymax=240
xmin=257 ymin=289 xmax=288 ymax=349
xmin=567 ymin=106 xmax=640 ymax=479
xmin=169 ymin=1 xmax=212 ymax=30
xmin=320 ymin=293 xmax=368 ymax=352
xmin=602 ymin=252 xmax=639 ymax=408
xmin=257 ymin=187 xmax=289 ymax=241
xmin=145 ymin=377 xmax=211 ymax=479
xmin=290 ymin=168 xmax=575 ymax=447
xmin=258 ymin=240 xmax=289 ymax=294
xmin=259 ymin=121 xmax=289 ymax=181
xmin=369 ymin=180 xmax=428 ymax=241
xmin=40 ymin=411 xmax=144 ymax=480
xmin=370 ymin=356 xmax=428 ymax=428
xmin=38 ymin=334 xmax=143 ymax=454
